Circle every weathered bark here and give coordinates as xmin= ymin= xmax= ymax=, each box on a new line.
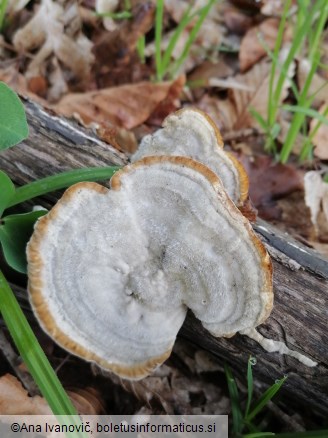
xmin=181 ymin=221 xmax=328 ymax=416
xmin=1 ymin=100 xmax=328 ymax=415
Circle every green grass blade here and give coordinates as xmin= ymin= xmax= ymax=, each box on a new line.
xmin=137 ymin=35 xmax=146 ymax=63
xmin=280 ymin=101 xmax=328 ymax=163
xmin=308 ymin=2 xmax=328 ymax=62
xmin=282 ymin=105 xmax=328 ymax=127
xmin=161 ymin=5 xmax=194 ymax=75
xmin=245 ymin=357 xmax=256 ymax=418
xmin=155 ymin=0 xmax=164 ymax=81
xmin=0 ymin=0 xmax=8 ymax=31
xmin=0 ymin=271 xmax=78 ymax=415
xmin=170 ymin=0 xmax=216 ymax=78
xmin=258 ymin=31 xmax=299 ymax=102
xmin=279 ymin=64 xmax=321 ymax=162
xmin=267 ymin=0 xmax=291 ymax=128
xmin=271 ymin=2 xmax=321 ymax=129
xmin=224 ymin=363 xmax=243 ymax=435
xmin=245 ymin=376 xmax=287 ymax=422
xmin=7 ymin=165 xmax=121 ymax=208
xmin=279 ymin=0 xmax=328 ymax=163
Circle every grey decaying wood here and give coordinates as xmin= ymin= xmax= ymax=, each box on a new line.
xmin=1 ymin=100 xmax=328 ymax=415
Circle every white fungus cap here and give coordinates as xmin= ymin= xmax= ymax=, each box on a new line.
xmin=131 ymin=108 xmax=250 ymax=207
xmin=27 ymin=156 xmax=272 ymax=380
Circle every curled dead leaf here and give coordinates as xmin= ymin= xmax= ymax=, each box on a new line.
xmin=0 ymin=374 xmax=50 ymax=415
xmin=304 ymin=171 xmax=328 ymax=234
xmin=96 ymin=125 xmax=138 ymax=154
xmin=12 ymin=0 xmax=94 ymax=101
xmin=67 ymin=387 xmax=105 ymax=415
xmin=182 ymin=50 xmax=294 ymax=134
xmin=197 ymin=94 xmax=237 ymax=132
xmin=55 ymin=79 xmax=184 ymax=129
xmin=0 ymin=374 xmax=104 ymax=415
xmin=223 ymin=7 xmax=253 ymax=35
xmin=239 ymin=18 xmax=289 ymax=72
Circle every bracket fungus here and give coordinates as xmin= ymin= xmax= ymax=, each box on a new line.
xmin=27 ymin=156 xmax=273 ymax=380
xmin=131 ymin=108 xmax=249 ymax=208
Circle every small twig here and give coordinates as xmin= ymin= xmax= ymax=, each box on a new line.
xmin=0 ymin=327 xmax=40 ymax=396
xmin=54 ymin=353 xmax=72 ymax=374
xmin=223 ymin=128 xmax=259 ymax=142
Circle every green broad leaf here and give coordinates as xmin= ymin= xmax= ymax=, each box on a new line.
xmin=0 ymin=81 xmax=29 ymax=150
xmin=0 ymin=210 xmax=47 ymax=273
xmin=0 ymin=170 xmax=15 ymax=217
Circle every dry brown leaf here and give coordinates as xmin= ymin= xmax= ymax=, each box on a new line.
xmin=0 ymin=374 xmax=50 ymax=415
xmin=231 ymin=49 xmax=295 ymax=130
xmin=297 ymin=59 xmax=328 ymax=108
xmin=191 ymin=51 xmax=294 ymax=133
xmin=165 ymin=0 xmax=225 ymax=25
xmin=304 ymin=171 xmax=328 ymax=233
xmin=260 ymin=0 xmax=297 ymax=16
xmin=92 ymin=2 xmax=155 ymax=88
xmin=12 ymin=0 xmax=94 ymax=101
xmin=67 ymin=388 xmax=105 ymax=415
xmin=0 ymin=374 xmax=104 ymax=415
xmin=309 ymin=241 xmax=328 ymax=258
xmin=310 ymin=104 xmax=328 ymax=159
xmin=188 ymin=59 xmax=235 ymax=84
xmin=208 ymin=77 xmax=253 ymax=91
xmin=239 ymin=18 xmax=288 ymax=72
xmin=239 ymin=154 xmax=303 ymax=220
xmin=55 ymin=80 xmax=183 ymax=129
xmin=146 ymin=75 xmax=185 ymax=126
xmin=98 ymin=341 xmax=229 ymax=415
xmin=96 ymin=125 xmax=138 ymax=154
xmin=197 ymin=94 xmax=237 ymax=132
xmin=231 ymin=60 xmax=271 ymax=129
xmin=223 ymin=7 xmax=253 ymax=35
xmin=0 ymin=65 xmax=48 ymax=106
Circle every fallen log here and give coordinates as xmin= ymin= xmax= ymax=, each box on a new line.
xmin=1 ymin=99 xmax=328 ymax=416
